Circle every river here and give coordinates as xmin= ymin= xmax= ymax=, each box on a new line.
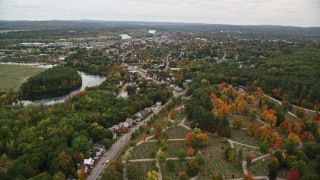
xmin=0 ymin=62 xmax=106 ymax=105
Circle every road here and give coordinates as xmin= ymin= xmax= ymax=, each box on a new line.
xmin=87 ymin=64 xmax=188 ymax=180
xmin=165 ymin=54 xmax=170 ymax=72
xmin=263 ymin=94 xmax=319 ymax=114
xmin=87 ymin=89 xmax=187 ymax=180
xmin=87 ymin=106 xmax=163 ymax=180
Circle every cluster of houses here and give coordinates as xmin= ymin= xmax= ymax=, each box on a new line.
xmin=81 ymin=144 xmax=106 ymax=173
xmin=108 ymin=102 xmax=162 ymax=136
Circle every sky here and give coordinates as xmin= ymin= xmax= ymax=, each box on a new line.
xmin=0 ymin=0 xmax=319 ymax=27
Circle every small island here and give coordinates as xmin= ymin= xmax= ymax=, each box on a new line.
xmin=20 ymin=66 xmax=82 ymax=100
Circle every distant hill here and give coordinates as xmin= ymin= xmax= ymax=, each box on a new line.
xmin=0 ymin=20 xmax=319 ymax=36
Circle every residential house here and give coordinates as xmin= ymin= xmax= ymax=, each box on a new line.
xmin=90 ymin=144 xmax=105 ymax=160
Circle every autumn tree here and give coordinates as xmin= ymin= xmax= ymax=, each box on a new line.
xmin=195 ymin=133 xmax=209 ymax=148
xmin=170 ymin=108 xmax=177 ymax=120
xmin=287 ymin=169 xmax=299 ymax=180
xmin=246 ymin=121 xmax=261 ymax=137
xmin=261 ymin=108 xmax=277 ymax=126
xmin=268 ymin=157 xmax=280 ymax=179
xmin=179 ymin=172 xmax=188 ymax=180
xmin=186 ymin=160 xmax=201 ymax=177
xmin=292 ymin=122 xmax=302 ymax=134
xmin=244 ymin=173 xmax=254 ymax=180
xmin=285 ymin=133 xmax=301 ymax=153
xmin=184 ymin=132 xmax=195 ymax=146
xmin=185 ymin=132 xmax=209 ymax=148
xmin=147 ymin=170 xmax=159 ymax=180
xmin=141 ymin=133 xmax=147 ymax=141
xmin=211 ymin=172 xmax=223 ymax=180
xmin=296 ymin=108 xmax=306 ymax=119
xmin=246 ymin=156 xmax=253 ymax=165
xmin=220 ymin=82 xmax=227 ymax=90
xmin=78 ymin=169 xmax=86 ymax=180
xmin=274 ymin=134 xmax=283 ymax=150
xmin=157 ymin=152 xmax=167 ymax=162
xmin=187 ymin=146 xmax=195 ymax=156
xmin=232 ymin=117 xmax=243 ymax=130
xmin=53 ymin=171 xmax=66 ymax=180
xmin=280 ymin=119 xmax=291 ymax=134
xmin=225 ymin=147 xmax=237 ymax=162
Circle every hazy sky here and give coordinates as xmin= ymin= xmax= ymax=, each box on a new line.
xmin=0 ymin=0 xmax=319 ymax=27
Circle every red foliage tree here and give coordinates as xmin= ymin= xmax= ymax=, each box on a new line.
xmin=220 ymin=82 xmax=227 ymax=90
xmin=313 ymin=116 xmax=320 ymax=121
xmin=244 ymin=173 xmax=254 ymax=180
xmin=287 ymin=169 xmax=299 ymax=180
xmin=246 ymin=156 xmax=253 ymax=165
xmin=121 ymin=127 xmax=127 ymax=133
xmin=155 ymin=132 xmax=160 ymax=139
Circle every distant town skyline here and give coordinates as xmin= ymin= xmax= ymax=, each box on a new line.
xmin=0 ymin=0 xmax=319 ymax=27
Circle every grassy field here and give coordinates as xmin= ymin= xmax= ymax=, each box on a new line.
xmin=129 ymin=161 xmax=156 ymax=180
xmin=199 ymin=137 xmax=243 ymax=179
xmin=131 ymin=142 xmax=159 ymax=159
xmin=0 ymin=64 xmax=44 ymax=91
xmin=160 ymin=160 xmax=192 ymax=179
xmin=231 ymin=129 xmax=260 ymax=147
xmin=165 ymin=126 xmax=190 ymax=139
xmin=166 ymin=141 xmax=187 ymax=158
xmin=233 ymin=143 xmax=264 ymax=159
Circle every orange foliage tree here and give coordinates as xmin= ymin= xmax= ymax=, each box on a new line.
xmin=261 ymin=108 xmax=277 ymax=126
xmin=244 ymin=173 xmax=254 ymax=180
xmin=246 ymin=121 xmax=261 ymax=137
xmin=78 ymin=169 xmax=86 ymax=180
xmin=141 ymin=133 xmax=147 ymax=141
xmin=187 ymin=146 xmax=195 ymax=156
xmin=280 ymin=119 xmax=291 ymax=134
xmin=184 ymin=132 xmax=209 ymax=148
xmin=184 ymin=132 xmax=195 ymax=146
xmin=232 ymin=117 xmax=243 ymax=130
xmin=195 ymin=133 xmax=209 ymax=148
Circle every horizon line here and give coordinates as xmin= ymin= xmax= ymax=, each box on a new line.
xmin=0 ymin=19 xmax=319 ymax=28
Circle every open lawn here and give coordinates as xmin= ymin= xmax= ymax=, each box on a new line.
xmin=248 ymin=156 xmax=270 ymax=176
xmin=131 ymin=142 xmax=159 ymax=159
xmin=130 ymin=161 xmax=156 ymax=180
xmin=166 ymin=141 xmax=187 ymax=157
xmin=0 ymin=64 xmax=44 ymax=91
xmin=231 ymin=129 xmax=260 ymax=147
xmin=160 ymin=160 xmax=192 ymax=179
xmin=199 ymin=137 xmax=243 ymax=179
xmin=233 ymin=143 xmax=264 ymax=159
xmin=164 ymin=126 xmax=190 ymax=139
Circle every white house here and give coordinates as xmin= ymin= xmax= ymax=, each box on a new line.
xmin=84 ymin=157 xmax=94 ymax=167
